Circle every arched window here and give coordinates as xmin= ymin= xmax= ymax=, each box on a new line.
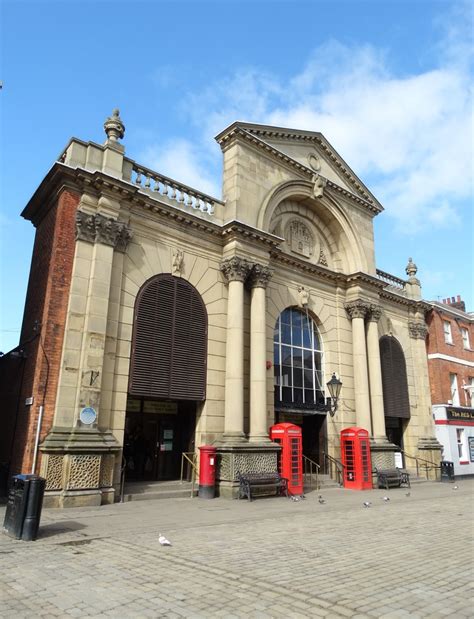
xmin=274 ymin=308 xmax=324 ymax=409
xmin=128 ymin=274 xmax=207 ymax=401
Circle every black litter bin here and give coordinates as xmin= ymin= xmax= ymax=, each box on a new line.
xmin=440 ymin=461 xmax=455 ymax=482
xmin=2 ymin=474 xmax=46 ymax=541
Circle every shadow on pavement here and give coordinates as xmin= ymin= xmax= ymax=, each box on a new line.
xmin=37 ymin=521 xmax=88 ymax=539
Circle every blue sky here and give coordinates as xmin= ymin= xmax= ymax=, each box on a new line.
xmin=0 ymin=0 xmax=472 ymax=353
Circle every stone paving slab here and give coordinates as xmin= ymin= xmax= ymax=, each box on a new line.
xmin=0 ymin=481 xmax=473 ymax=618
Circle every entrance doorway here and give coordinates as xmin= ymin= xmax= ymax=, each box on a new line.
xmin=124 ymin=399 xmax=196 ymax=481
xmin=275 ymin=411 xmax=327 ymax=466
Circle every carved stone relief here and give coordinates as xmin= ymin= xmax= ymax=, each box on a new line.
xmin=67 ymin=455 xmax=101 ymax=490
xmin=76 ymin=211 xmax=133 ymax=252
xmin=285 ymin=219 xmax=314 ymax=259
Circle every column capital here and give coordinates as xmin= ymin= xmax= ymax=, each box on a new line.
xmin=367 ymin=304 xmax=382 ymax=323
xmin=220 ymin=256 xmax=253 ymax=283
xmin=344 ymin=300 xmax=371 ymax=320
xmin=408 ymin=320 xmax=428 ymax=339
xmin=76 ymin=211 xmax=133 ymax=252
xmin=248 ymin=264 xmax=273 ymax=289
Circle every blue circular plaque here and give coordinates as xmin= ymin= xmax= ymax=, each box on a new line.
xmin=80 ymin=407 xmax=97 ymax=425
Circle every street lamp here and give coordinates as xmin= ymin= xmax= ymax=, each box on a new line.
xmin=326 ymin=373 xmax=342 ymax=417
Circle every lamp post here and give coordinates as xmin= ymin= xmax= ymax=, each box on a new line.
xmin=325 ymin=373 xmax=343 ymax=417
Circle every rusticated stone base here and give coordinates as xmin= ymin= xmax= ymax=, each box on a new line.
xmin=215 ymin=442 xmax=281 ymax=499
xmin=417 ymin=437 xmax=443 ymax=480
xmin=370 ymin=437 xmax=398 ymax=469
xmin=39 ymin=426 xmax=121 ymax=508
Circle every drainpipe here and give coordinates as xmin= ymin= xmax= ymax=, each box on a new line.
xmin=31 ymin=405 xmax=44 ymax=475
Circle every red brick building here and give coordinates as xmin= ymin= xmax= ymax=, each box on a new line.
xmin=426 ymin=296 xmax=474 ymax=476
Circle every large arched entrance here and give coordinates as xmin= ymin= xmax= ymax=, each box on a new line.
xmin=380 ymin=335 xmax=410 ymax=458
xmin=125 ymin=274 xmax=207 ymax=480
xmin=273 ymin=307 xmax=327 ymax=465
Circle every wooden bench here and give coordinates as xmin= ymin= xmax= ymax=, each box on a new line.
xmin=375 ymin=467 xmax=411 ymax=490
xmin=237 ymin=472 xmax=288 ymax=501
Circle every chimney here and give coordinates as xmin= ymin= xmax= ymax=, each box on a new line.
xmin=443 ymin=295 xmax=466 ymax=312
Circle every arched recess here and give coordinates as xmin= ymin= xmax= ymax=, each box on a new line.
xmin=128 ymin=274 xmax=208 ymax=401
xmin=258 ymin=179 xmax=367 ymax=273
xmin=379 ymin=336 xmax=410 ymax=419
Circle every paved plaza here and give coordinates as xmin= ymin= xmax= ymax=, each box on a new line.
xmin=0 ymin=480 xmax=472 ymax=618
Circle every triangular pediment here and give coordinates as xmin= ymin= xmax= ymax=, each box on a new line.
xmin=215 ymin=121 xmax=383 ymax=212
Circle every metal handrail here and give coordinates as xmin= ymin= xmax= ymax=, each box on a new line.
xmin=302 ymin=455 xmax=320 ymax=490
xmin=400 ymin=450 xmax=441 ymax=481
xmin=323 ymin=452 xmax=344 ymax=486
xmin=180 ymin=452 xmax=198 ymax=498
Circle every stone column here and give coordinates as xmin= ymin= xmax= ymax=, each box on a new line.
xmin=366 ymin=305 xmax=386 ymax=440
xmin=345 ymin=301 xmax=371 ymax=432
xmin=248 ymin=264 xmax=273 ymax=443
xmin=220 ymin=257 xmax=252 ymax=443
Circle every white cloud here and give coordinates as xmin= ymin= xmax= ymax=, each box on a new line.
xmin=142 ymin=6 xmax=472 ymax=231
xmin=140 ymin=139 xmax=221 ymax=198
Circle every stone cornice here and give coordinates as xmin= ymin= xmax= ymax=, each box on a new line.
xmin=222 ymin=220 xmax=283 ymax=249
xmin=215 ymin=122 xmax=383 ymax=212
xmin=270 ymin=249 xmax=346 ymax=284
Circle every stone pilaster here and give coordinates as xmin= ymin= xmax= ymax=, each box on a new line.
xmin=248 ymin=264 xmax=273 ymax=443
xmin=219 ymin=257 xmax=253 ymax=443
xmin=345 ymin=300 xmax=372 ymax=433
xmin=40 ymin=207 xmax=132 ymax=507
xmin=409 ymin=313 xmax=442 ymax=478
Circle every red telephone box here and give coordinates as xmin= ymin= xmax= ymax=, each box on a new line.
xmin=270 ymin=423 xmax=303 ymax=496
xmin=340 ymin=427 xmax=372 ymax=490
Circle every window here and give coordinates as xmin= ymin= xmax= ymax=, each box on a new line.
xmin=456 ymin=428 xmax=465 ymax=459
xmin=450 ymin=373 xmax=460 ymax=406
xmin=443 ymin=320 xmax=453 ymax=344
xmin=274 ymin=308 xmax=324 ymax=409
xmin=461 ymin=327 xmax=470 ymax=349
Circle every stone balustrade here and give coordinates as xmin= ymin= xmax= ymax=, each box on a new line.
xmin=131 ymin=163 xmax=221 ymax=216
xmin=376 ymin=268 xmax=407 ymax=291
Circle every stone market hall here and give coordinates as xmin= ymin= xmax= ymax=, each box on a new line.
xmin=0 ymin=110 xmax=442 ymax=507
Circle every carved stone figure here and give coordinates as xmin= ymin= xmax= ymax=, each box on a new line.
xmin=297 ymin=286 xmax=310 ymax=307
xmin=312 ymin=173 xmax=327 ymax=199
xmin=172 ymin=248 xmax=184 ymax=276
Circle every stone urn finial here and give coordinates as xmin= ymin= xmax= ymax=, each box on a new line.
xmin=405 ymin=257 xmax=418 ymax=279
xmin=104 ymin=108 xmax=125 ymax=144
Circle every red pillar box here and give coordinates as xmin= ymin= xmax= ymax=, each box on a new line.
xmin=198 ymin=446 xmax=216 ymax=499
xmin=340 ymin=427 xmax=373 ymax=490
xmin=269 ymin=423 xmax=303 ymax=496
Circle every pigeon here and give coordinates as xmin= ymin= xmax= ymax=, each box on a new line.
xmin=363 ymin=501 xmax=371 ymax=508
xmin=158 ymin=533 xmax=172 ymax=546
xmin=453 ymin=485 xmax=459 ymax=490
xmin=318 ymin=497 xmax=325 ymax=504
xmin=405 ymin=492 xmax=411 ymax=497
xmin=291 ymin=495 xmax=300 ymax=502
xmin=381 ymin=496 xmax=390 ymax=502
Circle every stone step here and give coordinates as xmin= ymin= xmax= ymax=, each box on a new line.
xmin=122 ymin=480 xmax=197 ymax=502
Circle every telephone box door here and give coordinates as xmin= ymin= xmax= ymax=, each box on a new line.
xmin=340 ymin=427 xmax=372 ymax=491
xmin=270 ymin=422 xmax=303 ymax=495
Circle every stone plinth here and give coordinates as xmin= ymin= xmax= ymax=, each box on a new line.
xmin=40 ymin=426 xmax=120 ymax=508
xmin=215 ymin=443 xmax=281 ymax=498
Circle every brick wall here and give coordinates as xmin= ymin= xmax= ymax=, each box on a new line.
xmin=426 ymin=308 xmax=474 ymax=407
xmin=9 ymin=189 xmax=80 ymax=476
